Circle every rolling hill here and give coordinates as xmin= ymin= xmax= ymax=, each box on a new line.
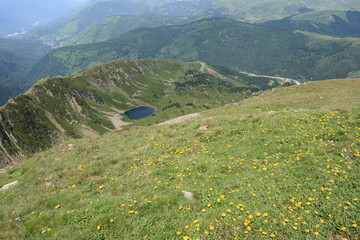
xmin=28 ymin=18 xmax=360 ymax=84
xmin=0 ymin=58 xmax=265 ymax=166
xmin=0 ymin=77 xmax=359 ymax=239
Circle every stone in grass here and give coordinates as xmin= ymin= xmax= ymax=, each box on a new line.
xmin=0 ymin=180 xmax=19 ymax=191
xmin=182 ymin=190 xmax=194 ymax=201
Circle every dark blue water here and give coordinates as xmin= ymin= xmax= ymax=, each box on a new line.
xmin=124 ymin=106 xmax=156 ymax=120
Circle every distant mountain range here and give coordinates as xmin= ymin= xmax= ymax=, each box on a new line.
xmin=2 ymin=2 xmax=360 ymax=106
xmin=0 ymin=59 xmax=264 ymax=165
xmin=23 ymin=0 xmax=360 ymax=46
xmin=4 ymin=0 xmax=360 ymax=39
xmin=27 ymin=18 xmax=360 ymax=86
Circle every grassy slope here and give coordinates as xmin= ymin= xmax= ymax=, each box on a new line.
xmin=28 ymin=18 xmax=360 ymax=83
xmin=0 ymin=78 xmax=359 ymax=239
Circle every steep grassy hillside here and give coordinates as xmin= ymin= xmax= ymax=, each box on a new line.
xmin=29 ymin=18 xmax=360 ymax=83
xmin=0 ymin=59 xmax=263 ymax=167
xmin=0 ymin=39 xmax=50 ymax=106
xmin=0 ymin=78 xmax=359 ymax=239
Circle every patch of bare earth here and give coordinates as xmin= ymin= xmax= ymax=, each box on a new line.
xmin=107 ymin=111 xmax=130 ymax=129
xmin=157 ymin=113 xmax=200 ymax=126
xmin=200 ymin=62 xmax=226 ymax=79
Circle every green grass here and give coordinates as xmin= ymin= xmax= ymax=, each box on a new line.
xmin=0 ymin=78 xmax=359 ymax=239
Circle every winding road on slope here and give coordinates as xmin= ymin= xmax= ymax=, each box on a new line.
xmin=236 ymin=70 xmax=302 ymax=85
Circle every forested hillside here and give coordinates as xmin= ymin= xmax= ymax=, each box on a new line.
xmin=0 ymin=39 xmax=50 ymax=106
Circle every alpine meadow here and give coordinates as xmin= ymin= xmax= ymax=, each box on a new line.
xmin=0 ymin=0 xmax=359 ymax=240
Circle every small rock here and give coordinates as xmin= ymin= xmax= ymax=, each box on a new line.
xmin=0 ymin=180 xmax=19 ymax=191
xmin=182 ymin=190 xmax=194 ymax=201
xmin=197 ymin=124 xmax=210 ymax=130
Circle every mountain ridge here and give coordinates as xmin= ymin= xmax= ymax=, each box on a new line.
xmin=0 ymin=58 xmax=263 ymax=167
xmin=23 ymin=0 xmax=360 ymax=47
xmin=263 ymin=10 xmax=360 ymax=37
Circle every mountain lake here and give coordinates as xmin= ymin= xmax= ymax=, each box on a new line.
xmin=124 ymin=106 xmax=156 ymax=120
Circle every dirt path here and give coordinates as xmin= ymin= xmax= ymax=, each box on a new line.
xmin=237 ymin=70 xmax=301 ymax=85
xmin=200 ymin=62 xmax=226 ymax=79
xmin=156 ymin=113 xmax=200 ymax=126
